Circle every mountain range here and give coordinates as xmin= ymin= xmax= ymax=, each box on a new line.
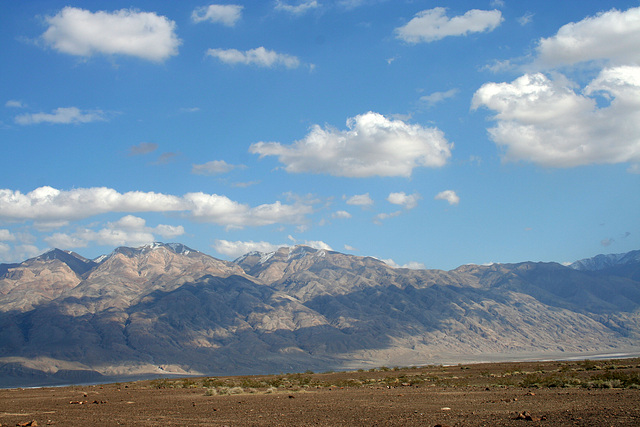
xmin=1 ymin=243 xmax=639 ymax=387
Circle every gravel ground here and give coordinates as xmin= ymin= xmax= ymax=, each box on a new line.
xmin=2 ymin=359 xmax=639 ymax=426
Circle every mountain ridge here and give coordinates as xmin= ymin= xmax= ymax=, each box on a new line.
xmin=1 ymin=243 xmax=639 ymax=387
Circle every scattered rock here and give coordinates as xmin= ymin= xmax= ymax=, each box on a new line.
xmin=441 ymin=407 xmax=451 ymax=411
xmin=514 ymin=411 xmax=545 ymax=421
xmin=16 ymin=422 xmax=38 ymax=427
xmin=69 ymin=400 xmax=87 ymax=404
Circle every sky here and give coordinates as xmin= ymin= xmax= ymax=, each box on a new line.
xmin=1 ymin=0 xmax=639 ymax=270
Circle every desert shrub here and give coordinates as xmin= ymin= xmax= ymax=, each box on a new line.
xmin=519 ymin=373 xmax=580 ymax=388
xmin=228 ymin=386 xmax=244 ymax=394
xmin=180 ymin=378 xmax=198 ymax=388
xmin=204 ymin=388 xmax=218 ymax=396
xmin=240 ymin=378 xmax=265 ymax=389
xmin=264 ymin=377 xmax=283 ymax=388
xmin=201 ymin=377 xmax=226 ymax=388
xmin=587 ymin=371 xmax=640 ymax=388
xmin=333 ymin=378 xmax=363 ymax=388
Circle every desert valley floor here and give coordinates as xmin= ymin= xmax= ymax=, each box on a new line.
xmin=1 ymin=358 xmax=639 ymax=426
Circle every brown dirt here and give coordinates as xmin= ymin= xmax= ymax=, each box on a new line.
xmin=1 ymin=358 xmax=639 ymax=426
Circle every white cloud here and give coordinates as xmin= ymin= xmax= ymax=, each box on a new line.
xmin=129 ymin=142 xmax=158 ymax=155
xmin=213 ymin=239 xmax=284 ymax=258
xmin=535 ymin=6 xmax=640 ymax=67
xmin=192 ymin=4 xmax=243 ymax=26
xmin=0 ymin=244 xmax=41 ymax=263
xmin=0 ymin=186 xmax=312 ymax=228
xmin=345 ymin=193 xmax=373 ymax=207
xmin=5 ymin=100 xmax=26 ymax=108
xmin=213 ymin=239 xmax=331 ymax=258
xmin=332 ymin=210 xmax=352 ymax=219
xmin=250 ymin=112 xmax=452 ymax=177
xmin=395 ymin=7 xmax=503 ymax=43
xmin=0 ymin=229 xmax=15 ymax=241
xmin=387 ymin=192 xmax=420 ymax=209
xmin=275 ymin=1 xmax=319 ymax=15
xmin=518 ymin=12 xmax=534 ymax=26
xmin=43 ymin=215 xmax=185 ymax=249
xmin=42 ymin=7 xmax=180 ymax=62
xmin=15 ymin=107 xmax=106 ymax=125
xmin=304 ymin=240 xmax=333 ymax=251
xmin=420 ymin=88 xmax=458 ymax=107
xmin=192 ymin=160 xmax=242 ymax=175
xmin=184 ymin=192 xmax=312 ymax=228
xmin=374 ymin=210 xmax=402 ymax=224
xmin=155 ymin=224 xmax=185 ymax=239
xmin=435 ymin=190 xmax=460 ymax=205
xmin=472 ymin=67 xmax=640 ymax=167
xmin=0 ymin=187 xmax=184 ymax=221
xmin=207 ymin=47 xmax=301 ymax=68
xmin=382 ymin=258 xmax=426 ymax=270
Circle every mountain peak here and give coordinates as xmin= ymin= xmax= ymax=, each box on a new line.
xmin=110 ymin=242 xmax=199 ymax=258
xmin=570 ymin=249 xmax=640 ymax=271
xmin=32 ymin=248 xmax=96 ymax=276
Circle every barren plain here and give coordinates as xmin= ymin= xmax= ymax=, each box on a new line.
xmin=1 ymin=358 xmax=639 ymax=426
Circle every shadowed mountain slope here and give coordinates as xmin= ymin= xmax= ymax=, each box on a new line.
xmin=1 ymin=244 xmax=639 ymax=387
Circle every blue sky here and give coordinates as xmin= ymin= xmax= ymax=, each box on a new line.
xmin=1 ymin=0 xmax=639 ymax=269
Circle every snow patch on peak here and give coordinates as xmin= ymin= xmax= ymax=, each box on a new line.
xmin=570 ymin=249 xmax=640 ymax=271
xmin=260 ymin=251 xmax=276 ymax=264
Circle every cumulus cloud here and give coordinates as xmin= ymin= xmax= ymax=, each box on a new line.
xmin=184 ymin=192 xmax=312 ymax=228
xmin=0 ymin=186 xmax=312 ymax=229
xmin=191 ymin=4 xmax=243 ymax=26
xmin=42 ymin=7 xmax=180 ymax=62
xmin=395 ymin=7 xmax=503 ymax=43
xmin=332 ymin=210 xmax=352 ymax=219
xmin=275 ymin=1 xmax=319 ymax=15
xmin=535 ymin=7 xmax=640 ymax=68
xmin=435 ymin=190 xmax=460 ymax=205
xmin=345 ymin=193 xmax=374 ymax=207
xmin=207 ymin=47 xmax=301 ymax=68
xmin=420 ymin=88 xmax=459 ymax=107
xmin=129 ymin=142 xmax=158 ymax=155
xmin=250 ymin=112 xmax=452 ymax=178
xmin=15 ymin=107 xmax=106 ymax=125
xmin=44 ymin=215 xmax=183 ymax=249
xmin=472 ymin=67 xmax=640 ymax=167
xmin=387 ymin=192 xmax=420 ymax=209
xmin=192 ymin=160 xmax=243 ymax=175
xmin=0 ymin=187 xmax=184 ymax=221
xmin=0 ymin=229 xmax=15 ymax=241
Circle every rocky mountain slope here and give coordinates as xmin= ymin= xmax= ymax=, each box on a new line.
xmin=1 ymin=243 xmax=639 ymax=387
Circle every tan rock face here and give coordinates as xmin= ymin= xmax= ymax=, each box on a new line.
xmin=0 ymin=259 xmax=82 ymax=312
